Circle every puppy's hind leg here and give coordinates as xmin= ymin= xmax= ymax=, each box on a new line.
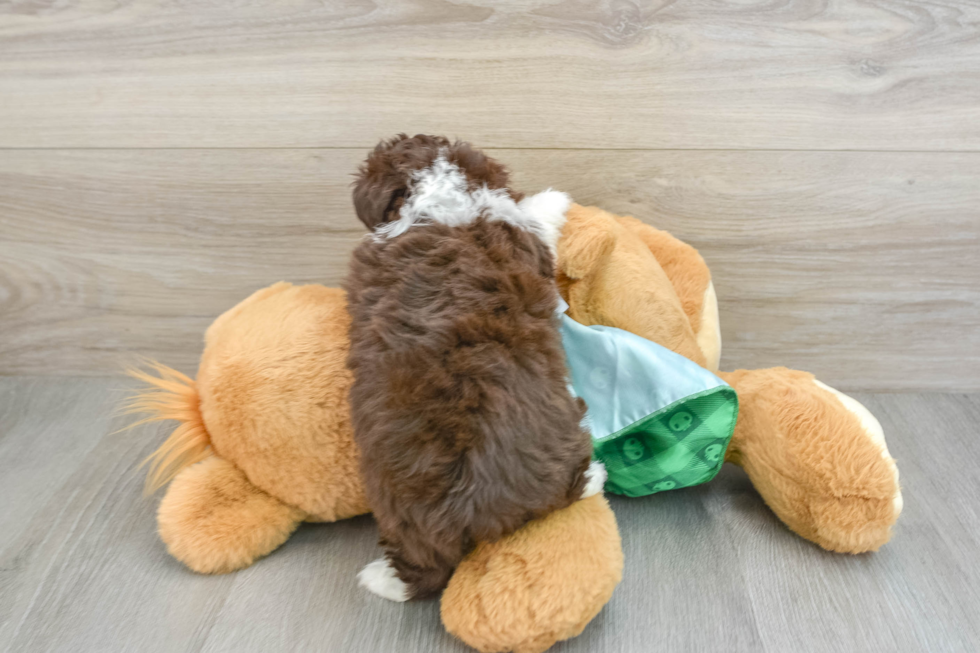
xmin=358 ymin=554 xmax=456 ymax=602
xmin=358 ymin=557 xmax=410 ymax=602
xmin=359 ymin=531 xmax=460 ymax=601
xmin=581 ymin=460 xmax=607 ymax=498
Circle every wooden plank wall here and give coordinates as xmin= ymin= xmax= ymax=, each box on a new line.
xmin=1 ymin=1 xmax=978 ymax=390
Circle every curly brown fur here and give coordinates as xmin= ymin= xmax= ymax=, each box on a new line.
xmin=352 ymin=133 xmax=522 ymax=231
xmin=346 ymin=136 xmax=593 ymax=600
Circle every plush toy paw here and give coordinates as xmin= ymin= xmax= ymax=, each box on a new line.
xmin=721 ymin=368 xmax=902 ymax=553
xmin=807 ymin=380 xmax=903 ymax=550
xmin=581 ymin=460 xmax=607 ymax=498
xmin=358 ymin=558 xmax=410 ymax=602
xmin=157 ymin=456 xmax=304 ymax=574
xmin=441 ymin=495 xmax=622 ymax=653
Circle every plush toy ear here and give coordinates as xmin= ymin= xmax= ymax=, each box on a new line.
xmin=557 ymin=204 xmax=618 ymax=280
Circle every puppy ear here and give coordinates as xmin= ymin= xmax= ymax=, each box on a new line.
xmin=352 ymin=171 xmax=407 ymax=231
xmin=352 ymin=134 xmax=453 ymax=231
xmin=557 ymin=204 xmax=617 ymax=280
xmin=351 ymin=134 xmax=415 ymax=231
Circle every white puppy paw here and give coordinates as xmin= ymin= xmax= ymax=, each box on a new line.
xmin=581 ymin=460 xmax=607 ymax=498
xmin=358 ymin=558 xmax=409 ymax=602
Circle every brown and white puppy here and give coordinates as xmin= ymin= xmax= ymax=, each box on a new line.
xmin=346 ymin=134 xmax=606 ymax=601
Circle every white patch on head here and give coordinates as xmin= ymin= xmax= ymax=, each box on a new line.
xmin=813 ymin=380 xmax=903 ymax=519
xmin=581 ymin=460 xmax=607 ymax=499
xmin=375 ymin=156 xmax=480 ymax=238
xmin=374 ymin=154 xmax=570 ymax=256
xmin=358 ymin=558 xmax=409 ymax=602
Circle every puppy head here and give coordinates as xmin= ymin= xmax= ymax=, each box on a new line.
xmin=352 ymin=134 xmax=521 ymax=231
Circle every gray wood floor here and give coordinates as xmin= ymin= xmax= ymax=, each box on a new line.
xmin=1 ymin=378 xmax=977 ymax=652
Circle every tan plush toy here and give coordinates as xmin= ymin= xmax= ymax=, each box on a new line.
xmin=556 ymin=205 xmax=902 ymax=554
xmin=129 ymin=204 xmax=901 ymax=653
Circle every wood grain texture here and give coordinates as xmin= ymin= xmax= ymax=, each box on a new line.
xmin=0 ymin=149 xmax=365 ymax=378
xmin=512 ymin=149 xmax=980 ymax=392
xmin=2 ymin=149 xmax=978 ymax=390
xmin=0 ymin=381 xmax=239 ymax=652
xmin=2 ymin=1 xmax=978 ymax=650
xmin=1 ymin=0 xmax=979 ymax=149
xmin=0 ymin=378 xmax=118 ymax=553
xmin=2 ymin=379 xmax=978 ymax=652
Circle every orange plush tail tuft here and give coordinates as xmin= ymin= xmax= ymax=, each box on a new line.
xmin=123 ymin=360 xmax=211 ymax=494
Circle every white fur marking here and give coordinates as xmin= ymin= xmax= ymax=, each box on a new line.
xmin=358 ymin=558 xmax=409 ymax=602
xmin=581 ymin=460 xmax=607 ymax=499
xmin=375 ymin=154 xmax=570 ymax=256
xmin=813 ymin=380 xmax=903 ymax=519
xmin=517 ymin=189 xmax=570 ymax=256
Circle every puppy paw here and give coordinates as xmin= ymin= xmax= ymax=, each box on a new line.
xmin=581 ymin=461 xmax=607 ymax=499
xmin=358 ymin=558 xmax=410 ymax=602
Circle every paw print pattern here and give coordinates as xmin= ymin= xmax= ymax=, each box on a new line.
xmin=668 ymin=411 xmax=694 ymax=432
xmin=618 ymin=436 xmax=653 ymax=465
xmin=589 ymin=367 xmax=611 ymax=390
xmin=593 ymin=386 xmax=738 ymax=498
xmin=622 ymin=437 xmax=646 ymax=461
xmin=704 ymin=443 xmax=724 ymax=462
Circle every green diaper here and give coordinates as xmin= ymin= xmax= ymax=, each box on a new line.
xmin=558 ymin=299 xmax=738 ymax=497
